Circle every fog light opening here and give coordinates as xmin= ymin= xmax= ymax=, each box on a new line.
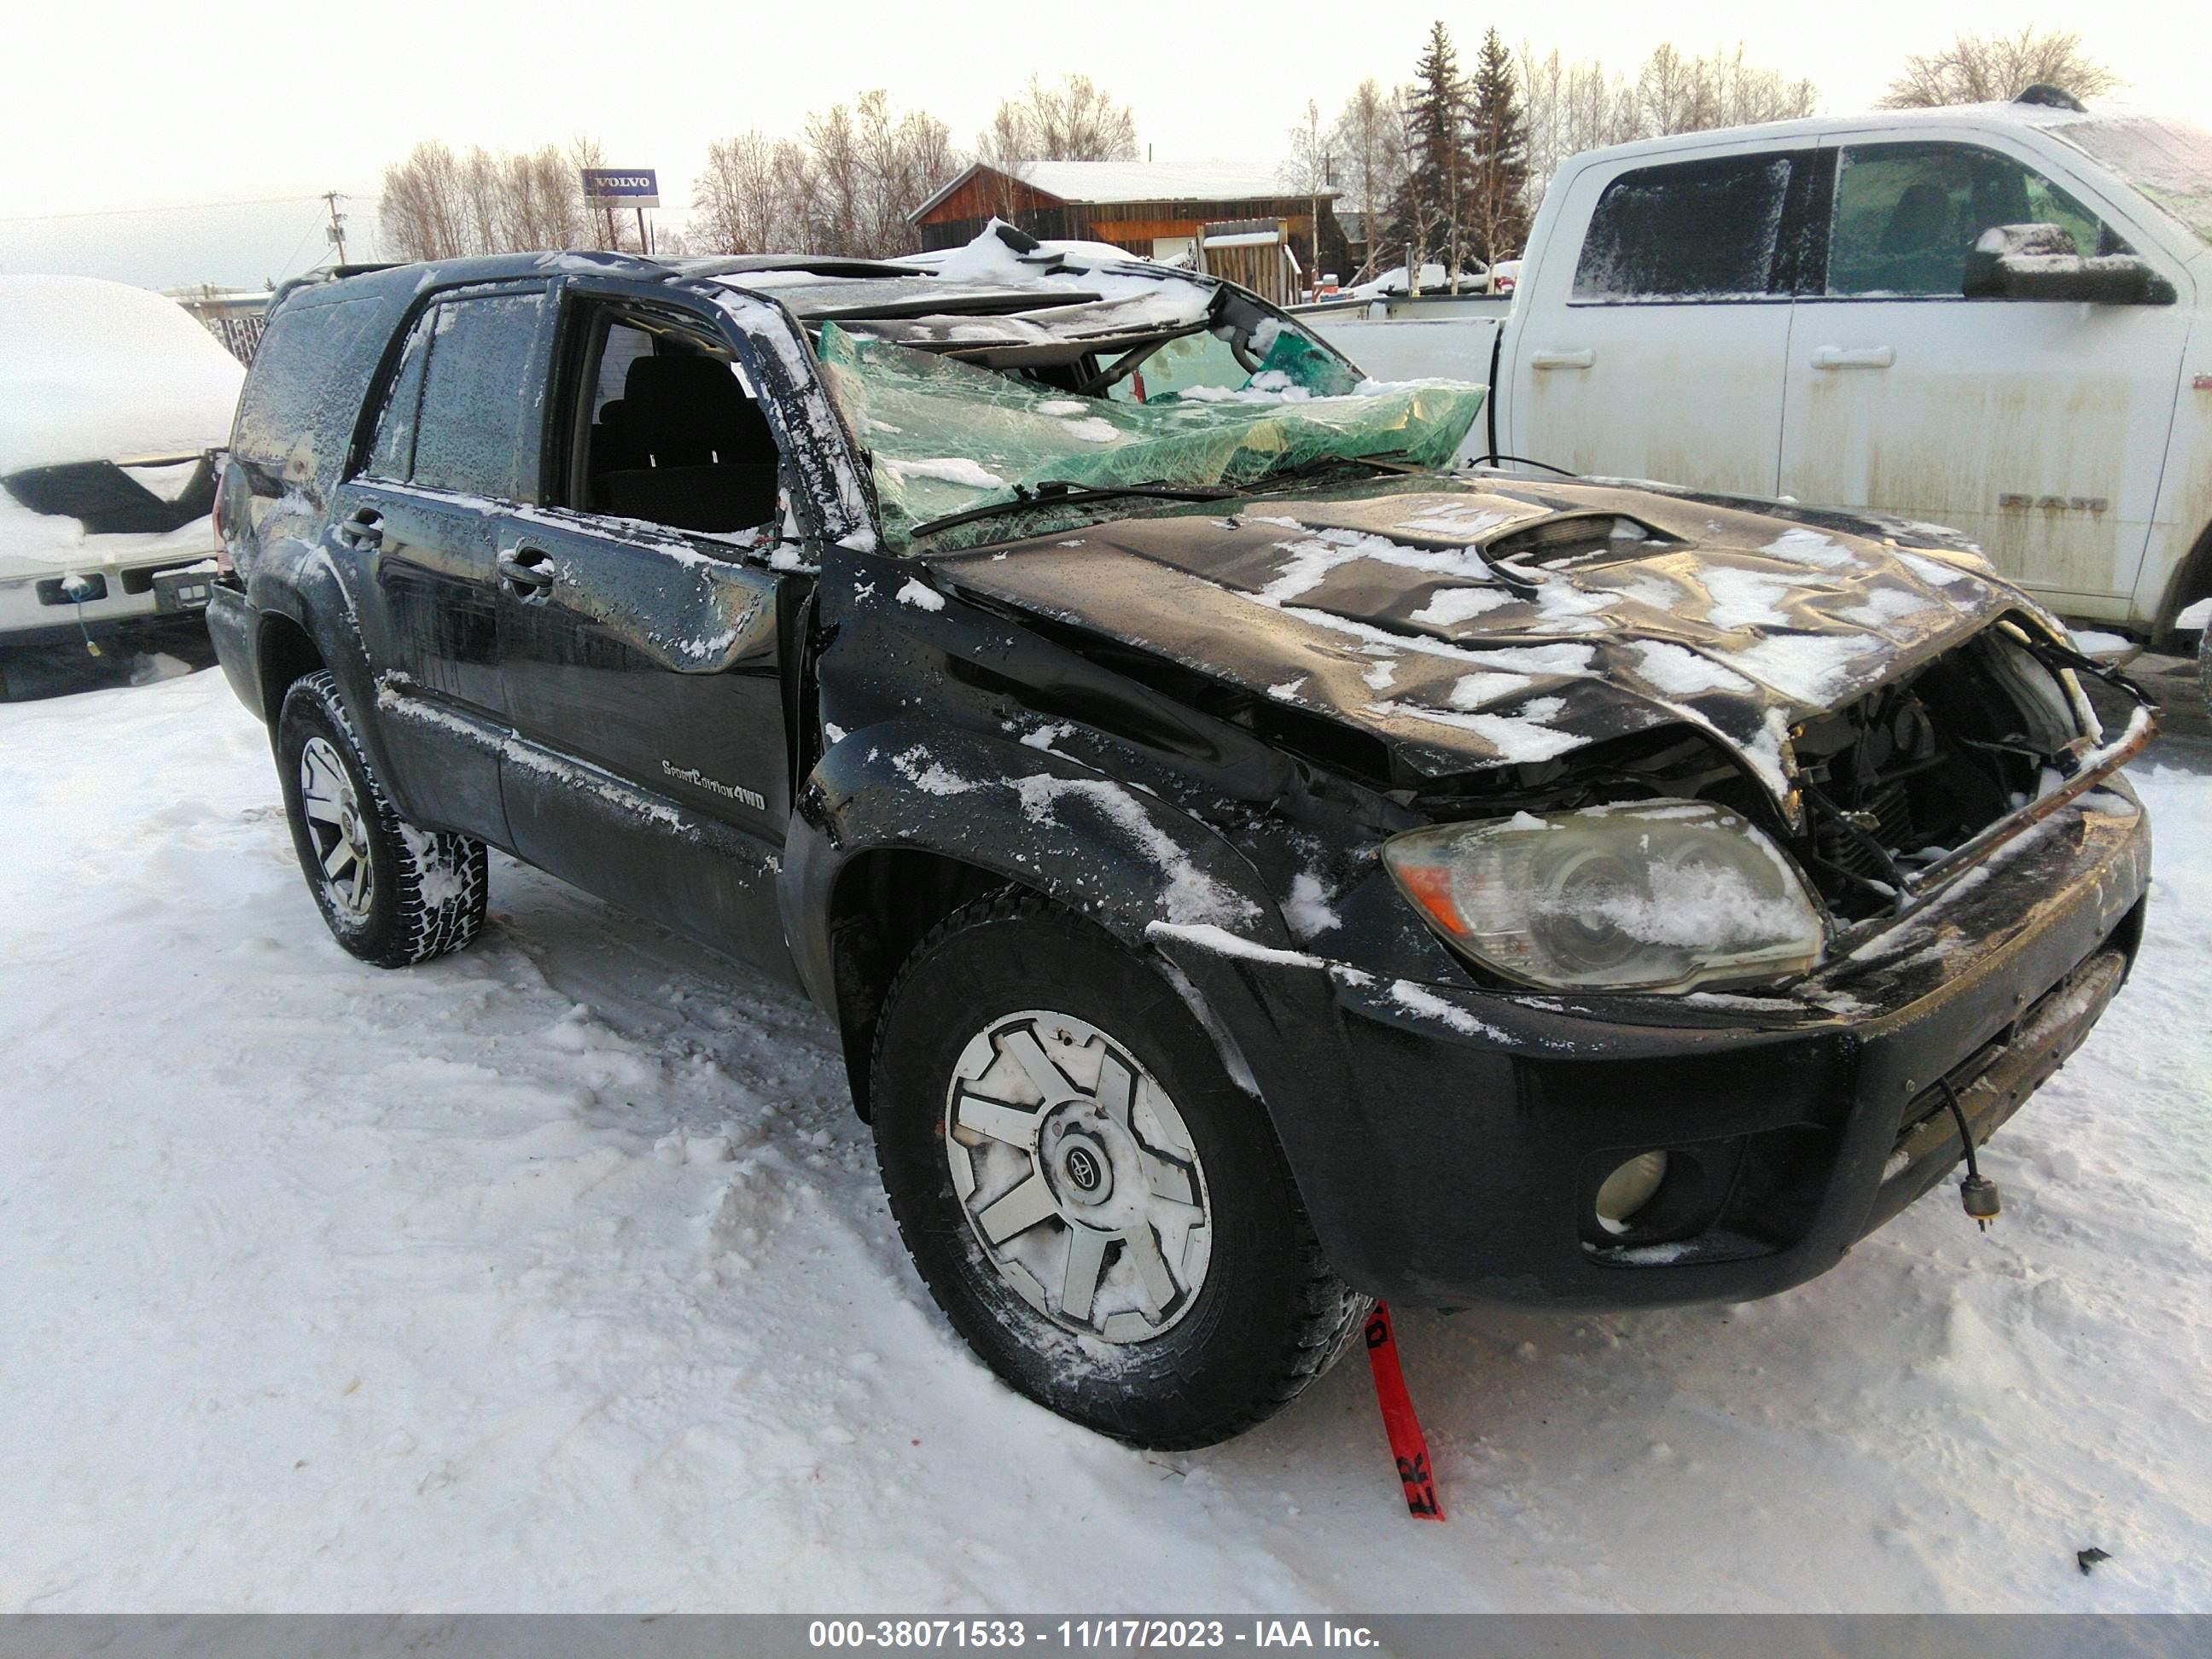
xmin=1594 ymin=1151 xmax=1670 ymax=1235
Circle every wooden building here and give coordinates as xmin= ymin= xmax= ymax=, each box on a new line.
xmin=908 ymin=161 xmax=1347 ymax=307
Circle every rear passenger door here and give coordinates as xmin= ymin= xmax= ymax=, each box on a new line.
xmin=341 ymin=283 xmax=551 ymax=841
xmin=492 ymin=288 xmax=801 ymax=972
xmin=1506 ymin=146 xmax=1816 ymax=495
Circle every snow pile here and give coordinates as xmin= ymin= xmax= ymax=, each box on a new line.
xmin=1 ymin=671 xmax=2209 ymax=1611
xmin=0 ymin=276 xmax=243 ymax=475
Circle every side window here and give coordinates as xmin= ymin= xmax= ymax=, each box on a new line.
xmin=362 ymin=311 xmax=432 ymax=482
xmin=1827 ymin=143 xmax=2128 ymax=298
xmin=409 ymin=292 xmax=547 ymax=499
xmin=570 ymin=306 xmax=783 ymax=538
xmin=1572 ymin=154 xmax=1797 ymax=301
xmin=231 ymin=295 xmax=388 ymax=489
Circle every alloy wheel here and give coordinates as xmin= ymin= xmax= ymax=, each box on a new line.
xmin=297 ymin=735 xmax=375 ymax=919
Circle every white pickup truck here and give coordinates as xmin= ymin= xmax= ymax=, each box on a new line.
xmin=1306 ymin=94 xmax=2212 ymax=653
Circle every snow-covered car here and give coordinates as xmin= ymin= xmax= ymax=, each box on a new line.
xmin=0 ymin=277 xmax=244 ymax=688
xmin=1347 ymin=259 xmax=1492 ymax=300
xmin=206 ymin=225 xmax=2153 ymax=1448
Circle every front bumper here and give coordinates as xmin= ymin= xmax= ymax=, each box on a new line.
xmin=1153 ymin=780 xmax=2151 ymax=1309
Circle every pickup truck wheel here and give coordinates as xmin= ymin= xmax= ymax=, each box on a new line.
xmin=870 ymin=892 xmax=1368 ymax=1448
xmin=276 ymin=670 xmax=487 ymax=968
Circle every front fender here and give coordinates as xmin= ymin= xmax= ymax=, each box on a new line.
xmin=778 ymin=716 xmax=1289 ymax=1016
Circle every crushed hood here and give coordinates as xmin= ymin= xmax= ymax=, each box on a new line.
xmin=928 ymin=475 xmax=2034 ymax=803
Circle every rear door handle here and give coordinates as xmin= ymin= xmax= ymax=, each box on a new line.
xmin=1810 ymin=346 xmax=1895 ymax=370
xmin=497 ymin=547 xmax=557 ymax=597
xmin=335 ymin=507 xmax=382 ymax=550
xmin=1530 ymin=347 xmax=1594 ymax=370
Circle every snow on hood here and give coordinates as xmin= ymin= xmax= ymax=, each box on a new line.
xmin=929 ymin=475 xmax=2027 ymax=804
xmin=0 ymin=276 xmax=244 ymax=476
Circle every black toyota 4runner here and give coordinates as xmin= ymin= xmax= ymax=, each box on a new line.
xmin=208 ymin=230 xmax=2153 ymax=1448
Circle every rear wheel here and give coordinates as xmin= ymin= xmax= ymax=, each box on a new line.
xmin=870 ymin=891 xmax=1367 ymax=1448
xmin=2197 ymin=618 xmax=2210 ymax=713
xmin=276 ymin=671 xmax=486 ymax=967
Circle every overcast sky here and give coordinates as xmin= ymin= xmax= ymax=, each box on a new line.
xmin=3 ymin=0 xmax=2205 ymax=289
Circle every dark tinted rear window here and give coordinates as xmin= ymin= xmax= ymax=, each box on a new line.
xmin=1573 ymin=154 xmax=1797 ymax=300
xmin=230 ymin=294 xmax=393 ymax=492
xmin=410 ymin=292 xmax=547 ymax=500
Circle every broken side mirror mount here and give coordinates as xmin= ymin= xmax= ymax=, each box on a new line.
xmin=1962 ymin=224 xmax=2178 ymax=306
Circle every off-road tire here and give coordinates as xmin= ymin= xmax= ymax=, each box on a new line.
xmin=276 ymin=670 xmax=487 ymax=968
xmin=2198 ymin=619 xmax=2210 ymax=713
xmin=870 ymin=890 xmax=1369 ymax=1448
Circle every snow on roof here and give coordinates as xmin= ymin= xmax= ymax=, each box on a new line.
xmin=911 ymin=160 xmax=1324 ymax=221
xmin=0 ymin=276 xmax=244 ymax=476
xmin=1016 ymin=160 xmax=1307 ymax=204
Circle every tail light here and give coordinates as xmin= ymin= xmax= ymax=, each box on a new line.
xmin=209 ymin=451 xmax=235 ymax=575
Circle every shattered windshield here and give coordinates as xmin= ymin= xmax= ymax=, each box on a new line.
xmin=815 ymin=318 xmax=1485 ymax=548
xmin=2058 ymin=114 xmax=2212 ymax=246
xmin=758 ymin=227 xmax=1488 ymax=548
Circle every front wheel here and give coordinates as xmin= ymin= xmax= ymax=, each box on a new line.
xmin=870 ymin=892 xmax=1368 ymax=1448
xmin=276 ymin=671 xmax=487 ymax=968
xmin=2197 ymin=618 xmax=2210 ymax=713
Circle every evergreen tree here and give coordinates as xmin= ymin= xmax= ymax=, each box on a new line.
xmin=1388 ymin=20 xmax=1477 ymax=291
xmin=1468 ymin=27 xmax=1530 ymax=265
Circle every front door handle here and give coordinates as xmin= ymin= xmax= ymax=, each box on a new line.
xmin=335 ymin=507 xmax=382 ymax=550
xmin=497 ymin=547 xmax=557 ymax=597
xmin=1810 ymin=346 xmax=1896 ymax=370
xmin=1530 ymin=347 xmax=1595 ymax=370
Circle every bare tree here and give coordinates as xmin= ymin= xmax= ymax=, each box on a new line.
xmin=693 ymin=131 xmax=810 ymax=253
xmin=977 ymin=73 xmax=1139 ymax=168
xmin=382 ymin=133 xmax=649 ymax=259
xmin=379 ymin=141 xmax=471 ymax=262
xmin=1880 ymin=25 xmax=2119 ymax=108
xmin=1515 ymin=38 xmax=1817 ymax=218
xmin=698 ymin=90 xmax=955 ymax=259
xmin=1329 ymin=79 xmax=1411 ymax=282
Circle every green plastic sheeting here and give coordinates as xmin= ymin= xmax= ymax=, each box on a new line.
xmin=814 ymin=322 xmax=1486 ymax=549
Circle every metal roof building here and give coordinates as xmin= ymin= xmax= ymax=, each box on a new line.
xmin=907 ymin=161 xmax=1347 ymax=306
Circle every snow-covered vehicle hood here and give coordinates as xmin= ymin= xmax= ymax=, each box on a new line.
xmin=928 ymin=474 xmax=2037 ymax=806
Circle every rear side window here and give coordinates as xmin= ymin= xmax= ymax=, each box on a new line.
xmin=362 ymin=311 xmax=431 ymax=482
xmin=408 ymin=292 xmax=548 ymax=500
xmin=1573 ymin=154 xmax=1798 ymax=301
xmin=231 ymin=295 xmax=391 ymax=490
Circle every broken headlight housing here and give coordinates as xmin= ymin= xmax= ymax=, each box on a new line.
xmin=1382 ymin=800 xmax=1827 ymax=993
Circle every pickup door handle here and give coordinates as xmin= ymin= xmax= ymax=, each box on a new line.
xmin=496 ymin=547 xmax=557 ymax=597
xmin=1810 ymin=346 xmax=1896 ymax=370
xmin=335 ymin=507 xmax=382 ymax=550
xmin=1529 ymin=347 xmax=1594 ymax=370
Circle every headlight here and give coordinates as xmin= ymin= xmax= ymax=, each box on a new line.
xmin=1382 ymin=800 xmax=1826 ymax=992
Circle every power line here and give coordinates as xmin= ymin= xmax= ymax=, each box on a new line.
xmin=0 ymin=192 xmax=372 ymax=226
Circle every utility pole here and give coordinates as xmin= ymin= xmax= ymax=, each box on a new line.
xmin=322 ymin=191 xmax=349 ymax=265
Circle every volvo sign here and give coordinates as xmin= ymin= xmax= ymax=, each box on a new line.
xmin=580 ymin=168 xmax=659 ymax=208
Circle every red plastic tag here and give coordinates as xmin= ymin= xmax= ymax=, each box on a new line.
xmin=1363 ymin=1301 xmax=1444 ymax=1521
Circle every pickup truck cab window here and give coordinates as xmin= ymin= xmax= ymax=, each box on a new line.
xmin=1522 ymin=148 xmax=1811 ymax=495
xmin=1572 ymin=153 xmax=1801 ymax=301
xmin=1827 ymin=141 xmax=2122 ymax=297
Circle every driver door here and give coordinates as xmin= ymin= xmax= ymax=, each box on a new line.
xmin=494 ymin=291 xmax=806 ymax=974
xmin=1778 ymin=133 xmax=2190 ymax=615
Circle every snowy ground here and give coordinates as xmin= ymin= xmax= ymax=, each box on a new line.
xmin=2 ymin=667 xmax=2208 ymax=1614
